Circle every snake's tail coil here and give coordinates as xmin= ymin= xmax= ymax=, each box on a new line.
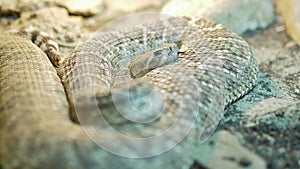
xmin=7 ymin=30 xmax=61 ymax=67
xmin=0 ymin=35 xmax=90 ymax=168
xmin=0 ymin=34 xmax=183 ymax=169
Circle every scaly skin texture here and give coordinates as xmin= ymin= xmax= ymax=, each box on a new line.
xmin=0 ymin=16 xmax=258 ymax=169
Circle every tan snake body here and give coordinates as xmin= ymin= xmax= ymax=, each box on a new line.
xmin=0 ymin=16 xmax=258 ymax=169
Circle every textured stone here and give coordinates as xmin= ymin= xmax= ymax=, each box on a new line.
xmin=224 ymin=15 xmax=300 ymax=169
xmin=0 ymin=0 xmax=105 ymax=17
xmin=246 ymin=97 xmax=295 ymax=118
xmin=2 ymin=7 xmax=88 ymax=57
xmin=275 ymin=0 xmax=300 ymax=46
xmin=245 ymin=17 xmax=300 ymax=99
xmin=103 ymin=0 xmax=164 ymax=14
xmin=58 ymin=0 xmax=105 ymax=17
xmin=83 ymin=0 xmax=166 ymax=32
xmin=0 ymin=0 xmax=41 ymax=16
xmin=236 ymin=103 xmax=300 ymax=169
xmin=162 ymin=0 xmax=275 ymax=35
xmin=194 ymin=130 xmax=266 ymax=169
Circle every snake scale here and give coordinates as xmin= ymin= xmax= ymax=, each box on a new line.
xmin=0 ymin=16 xmax=258 ymax=169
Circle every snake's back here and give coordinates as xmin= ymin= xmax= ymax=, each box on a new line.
xmin=59 ymin=16 xmax=258 ymax=135
xmin=0 ymin=16 xmax=258 ymax=169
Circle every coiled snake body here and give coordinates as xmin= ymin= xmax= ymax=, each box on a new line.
xmin=0 ymin=16 xmax=258 ymax=169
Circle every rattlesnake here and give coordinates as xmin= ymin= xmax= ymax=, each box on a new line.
xmin=0 ymin=15 xmax=258 ymax=169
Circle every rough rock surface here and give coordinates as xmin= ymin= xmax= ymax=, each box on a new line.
xmin=275 ymin=0 xmax=300 ymax=46
xmin=193 ymin=130 xmax=266 ymax=169
xmin=0 ymin=0 xmax=299 ymax=169
xmin=162 ymin=0 xmax=276 ymax=35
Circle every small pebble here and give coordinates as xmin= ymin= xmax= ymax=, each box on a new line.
xmin=239 ymin=157 xmax=252 ymax=167
xmin=285 ymin=41 xmax=298 ymax=49
xmin=275 ymin=25 xmax=286 ymax=32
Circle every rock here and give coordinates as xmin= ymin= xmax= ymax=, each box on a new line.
xmin=0 ymin=0 xmax=42 ymax=16
xmin=246 ymin=102 xmax=300 ymax=131
xmin=285 ymin=41 xmax=298 ymax=49
xmin=0 ymin=0 xmax=105 ymax=17
xmin=5 ymin=7 xmax=88 ymax=57
xmin=237 ymin=103 xmax=300 ymax=169
xmin=84 ymin=0 xmax=166 ymax=32
xmin=194 ymin=130 xmax=266 ymax=169
xmin=161 ymin=0 xmax=276 ymax=35
xmin=103 ymin=0 xmax=164 ymax=14
xmin=225 ymin=20 xmax=300 ymax=168
xmin=242 ymin=98 xmax=298 ymax=129
xmin=275 ymin=0 xmax=300 ymax=46
xmin=245 ymin=19 xmax=300 ymax=99
xmin=56 ymin=0 xmax=105 ymax=17
xmin=245 ymin=97 xmax=295 ymax=121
